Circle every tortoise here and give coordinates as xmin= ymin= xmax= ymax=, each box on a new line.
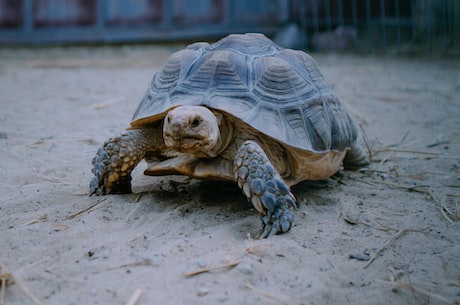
xmin=90 ymin=33 xmax=368 ymax=237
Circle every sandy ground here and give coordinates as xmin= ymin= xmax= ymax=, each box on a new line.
xmin=0 ymin=44 xmax=459 ymax=305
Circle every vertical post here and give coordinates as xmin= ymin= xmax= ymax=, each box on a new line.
xmin=311 ymin=0 xmax=319 ymax=36
xmin=222 ymin=0 xmax=231 ymax=26
xmin=324 ymin=0 xmax=332 ymax=51
xmin=163 ymin=0 xmax=173 ymax=29
xmin=95 ymin=0 xmax=107 ymax=42
xmin=379 ymin=0 xmax=387 ymax=51
xmin=410 ymin=0 xmax=415 ymax=50
xmin=298 ymin=0 xmax=307 ymax=36
xmin=352 ymin=0 xmax=358 ymax=51
xmin=22 ymin=0 xmax=33 ymax=33
xmin=365 ymin=0 xmax=372 ymax=51
xmin=337 ymin=0 xmax=344 ymax=27
xmin=395 ymin=0 xmax=401 ymax=51
xmin=96 ymin=0 xmax=106 ymax=29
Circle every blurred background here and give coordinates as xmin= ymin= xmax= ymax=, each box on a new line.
xmin=0 ymin=0 xmax=459 ymax=54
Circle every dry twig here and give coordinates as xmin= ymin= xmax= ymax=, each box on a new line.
xmin=343 ymin=215 xmax=391 ymax=232
xmin=359 ymin=123 xmax=373 ymax=162
xmin=183 ymin=257 xmax=242 ymax=277
xmin=364 ymin=227 xmax=428 ymax=269
xmin=20 ymin=214 xmax=48 ymax=227
xmin=66 ymin=198 xmax=107 ymax=219
xmin=0 ymin=264 xmax=43 ymax=305
xmin=183 ymin=234 xmax=267 ymax=277
xmin=125 ymin=287 xmax=144 ymax=305
xmin=426 ymin=139 xmax=450 ymax=148
xmin=35 ymin=174 xmax=70 ymax=185
xmin=127 ymin=232 xmax=145 ymax=243
xmin=106 ymin=259 xmax=156 ymax=271
xmin=377 ymin=181 xmax=431 ymax=196
xmin=440 ymin=196 xmax=460 ymax=223
xmin=0 ymin=264 xmax=13 ymax=305
xmin=376 ymin=279 xmax=455 ymax=305
xmin=364 ymin=229 xmax=407 ymax=269
xmin=91 ymin=97 xmax=125 ymax=110
xmin=373 ymin=147 xmax=440 ymax=156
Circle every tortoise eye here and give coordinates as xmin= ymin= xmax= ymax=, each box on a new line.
xmin=166 ymin=115 xmax=171 ymax=123
xmin=191 ymin=117 xmax=202 ymax=127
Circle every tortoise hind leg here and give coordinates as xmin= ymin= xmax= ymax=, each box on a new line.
xmin=234 ymin=140 xmax=296 ymax=238
xmin=90 ymin=129 xmax=161 ymax=195
xmin=343 ymin=143 xmax=370 ymax=170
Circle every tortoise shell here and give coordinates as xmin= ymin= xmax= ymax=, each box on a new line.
xmin=131 ymin=33 xmax=357 ymax=153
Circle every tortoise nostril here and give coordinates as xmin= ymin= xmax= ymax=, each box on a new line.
xmin=191 ymin=116 xmax=202 ymax=128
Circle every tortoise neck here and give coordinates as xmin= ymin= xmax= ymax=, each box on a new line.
xmin=208 ymin=113 xmax=234 ymax=158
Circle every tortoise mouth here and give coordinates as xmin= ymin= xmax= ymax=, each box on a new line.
xmin=164 ymin=133 xmax=206 ymax=151
xmin=178 ymin=136 xmax=202 ymax=147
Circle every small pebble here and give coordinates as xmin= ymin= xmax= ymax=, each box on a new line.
xmin=188 ymin=257 xmax=208 ymax=269
xmin=217 ymin=292 xmax=228 ymax=302
xmin=0 ymin=132 xmax=7 ymax=139
xmin=196 ymin=286 xmax=209 ymax=296
xmin=185 ymin=257 xmax=208 ymax=274
xmin=349 ymin=252 xmax=371 ymax=261
xmin=143 ymin=255 xmax=161 ymax=266
xmin=237 ymin=263 xmax=253 ymax=275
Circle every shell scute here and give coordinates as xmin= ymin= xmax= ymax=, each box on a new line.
xmin=180 ymin=50 xmax=248 ymax=93
xmin=252 ymin=56 xmax=319 ymax=105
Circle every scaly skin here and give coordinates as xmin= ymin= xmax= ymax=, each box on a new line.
xmin=234 ymin=140 xmax=296 ymax=237
xmin=90 ymin=128 xmax=163 ymax=195
xmin=90 ymin=105 xmax=367 ymax=238
xmin=343 ymin=143 xmax=370 ymax=170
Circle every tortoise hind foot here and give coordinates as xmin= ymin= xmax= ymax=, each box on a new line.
xmin=343 ymin=143 xmax=370 ymax=170
xmin=89 ymin=131 xmax=145 ymax=196
xmin=234 ymin=140 xmax=296 ymax=238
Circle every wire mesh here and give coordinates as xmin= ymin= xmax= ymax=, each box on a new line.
xmin=289 ymin=0 xmax=460 ymax=54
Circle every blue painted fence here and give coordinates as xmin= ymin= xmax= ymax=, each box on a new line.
xmin=0 ymin=0 xmax=458 ymax=53
xmin=0 ymin=0 xmax=289 ymax=45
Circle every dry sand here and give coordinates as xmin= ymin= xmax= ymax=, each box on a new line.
xmin=0 ymin=45 xmax=459 ymax=305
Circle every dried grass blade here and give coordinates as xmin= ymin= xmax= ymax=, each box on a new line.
xmin=125 ymin=287 xmax=144 ymax=305
xmin=66 ymin=198 xmax=107 ymax=219
xmin=183 ymin=258 xmax=241 ymax=277
xmin=0 ymin=264 xmax=43 ymax=305
xmin=20 ymin=214 xmax=48 ymax=227
xmin=376 ymin=279 xmax=455 ymax=305
xmin=245 ymin=282 xmax=301 ymax=305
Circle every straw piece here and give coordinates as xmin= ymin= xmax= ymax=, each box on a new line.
xmin=125 ymin=287 xmax=144 ymax=305
xmin=66 ymin=198 xmax=107 ymax=219
xmin=183 ymin=257 xmax=241 ymax=277
xmin=376 ymin=279 xmax=455 ymax=305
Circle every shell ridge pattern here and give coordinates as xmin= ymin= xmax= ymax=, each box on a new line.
xmin=178 ymin=47 xmax=208 ymax=85
xmin=179 ymin=51 xmax=247 ymax=93
xmin=252 ymin=57 xmax=318 ymax=105
xmin=131 ymin=33 xmax=356 ymax=152
xmin=275 ymin=49 xmax=356 ymax=151
xmin=213 ymin=33 xmax=280 ymax=57
xmin=301 ymin=100 xmax=331 ymax=151
xmin=328 ymin=98 xmax=357 ymax=150
xmin=178 ymin=45 xmax=252 ymax=110
xmin=132 ymin=47 xmax=205 ymax=122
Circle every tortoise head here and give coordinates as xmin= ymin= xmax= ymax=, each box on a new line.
xmin=163 ymin=105 xmax=223 ymax=158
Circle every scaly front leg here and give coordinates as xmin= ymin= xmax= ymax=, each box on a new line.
xmin=89 ymin=128 xmax=162 ymax=195
xmin=234 ymin=140 xmax=296 ymax=238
